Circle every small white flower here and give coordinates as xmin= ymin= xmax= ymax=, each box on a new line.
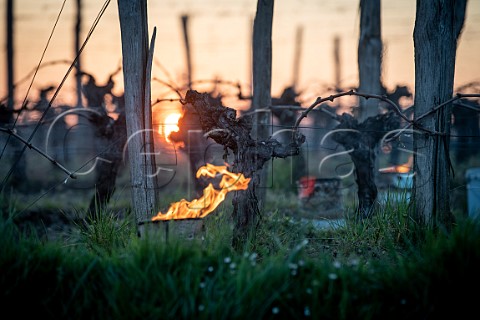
xmin=333 ymin=261 xmax=342 ymax=269
xmin=349 ymin=258 xmax=359 ymax=266
xmin=230 ymin=262 xmax=236 ymax=269
xmin=304 ymin=306 xmax=311 ymax=316
xmin=298 ymin=260 xmax=305 ymax=267
xmin=224 ymin=257 xmax=231 ymax=264
xmin=198 ymin=304 xmax=205 ymax=311
xmin=288 ymin=263 xmax=298 ymax=270
xmin=272 ymin=307 xmax=280 ymax=314
xmin=328 ymin=273 xmax=338 ymax=280
xmin=207 ymin=266 xmax=214 ymax=272
xmin=199 ymin=282 xmax=206 ymax=289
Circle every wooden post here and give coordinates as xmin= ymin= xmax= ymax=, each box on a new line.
xmin=357 ymin=0 xmax=382 ymax=121
xmin=74 ymin=0 xmax=83 ymax=108
xmin=6 ymin=0 xmax=14 ymax=112
xmin=4 ymin=0 xmax=27 ymax=192
xmin=117 ymin=0 xmax=158 ymax=225
xmin=333 ymin=35 xmax=341 ymax=91
xmin=251 ymin=0 xmax=274 ymax=210
xmin=412 ymin=0 xmax=467 ymax=229
xmin=181 ymin=14 xmax=192 ymax=89
xmin=247 ymin=17 xmax=254 ymax=97
xmin=144 ymin=27 xmax=158 ymax=215
xmin=292 ymin=25 xmax=303 ymax=90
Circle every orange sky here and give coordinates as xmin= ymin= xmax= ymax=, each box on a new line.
xmin=1 ymin=0 xmax=479 ymax=109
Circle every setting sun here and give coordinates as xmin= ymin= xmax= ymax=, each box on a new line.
xmin=161 ymin=112 xmax=182 ymax=142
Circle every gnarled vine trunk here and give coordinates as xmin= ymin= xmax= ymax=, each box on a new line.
xmin=182 ymin=90 xmax=305 ymax=249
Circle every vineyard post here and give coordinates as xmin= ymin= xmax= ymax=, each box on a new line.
xmin=74 ymin=0 xmax=83 ymax=108
xmin=6 ymin=0 xmax=14 ymax=112
xmin=412 ymin=0 xmax=467 ymax=229
xmin=117 ymin=0 xmax=158 ymax=226
xmin=357 ymin=0 xmax=382 ymax=121
xmin=181 ymin=14 xmax=192 ymax=90
xmin=250 ymin=0 xmax=274 ymax=210
xmin=333 ymin=35 xmax=341 ymax=91
xmin=292 ymin=25 xmax=303 ymax=90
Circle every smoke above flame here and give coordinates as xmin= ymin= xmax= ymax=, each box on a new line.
xmin=152 ymin=163 xmax=250 ymax=221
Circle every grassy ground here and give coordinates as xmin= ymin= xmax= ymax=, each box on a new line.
xmin=1 ymin=188 xmax=480 ymax=319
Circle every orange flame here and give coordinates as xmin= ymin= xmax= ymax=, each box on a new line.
xmin=152 ymin=163 xmax=251 ymax=221
xmin=379 ymin=156 xmax=413 ymax=173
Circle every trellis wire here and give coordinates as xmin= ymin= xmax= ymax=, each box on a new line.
xmin=0 ymin=0 xmax=112 ymax=191
xmin=0 ymin=0 xmax=68 ymax=163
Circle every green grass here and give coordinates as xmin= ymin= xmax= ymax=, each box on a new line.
xmin=1 ymin=195 xmax=480 ymax=319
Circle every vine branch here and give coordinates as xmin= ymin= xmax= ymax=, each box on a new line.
xmin=292 ymin=90 xmax=480 ymax=143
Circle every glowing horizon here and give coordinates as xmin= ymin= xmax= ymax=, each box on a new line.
xmin=1 ymin=0 xmax=479 ymax=107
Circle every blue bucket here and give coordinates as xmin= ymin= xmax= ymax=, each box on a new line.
xmin=466 ymin=168 xmax=480 ymax=219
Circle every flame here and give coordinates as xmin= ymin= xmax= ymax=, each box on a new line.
xmin=393 ymin=164 xmax=411 ymax=173
xmin=161 ymin=112 xmax=181 ymax=142
xmin=379 ymin=156 xmax=413 ymax=173
xmin=152 ymin=163 xmax=251 ymax=221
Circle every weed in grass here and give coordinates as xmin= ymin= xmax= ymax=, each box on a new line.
xmin=75 ymin=208 xmax=135 ymax=255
